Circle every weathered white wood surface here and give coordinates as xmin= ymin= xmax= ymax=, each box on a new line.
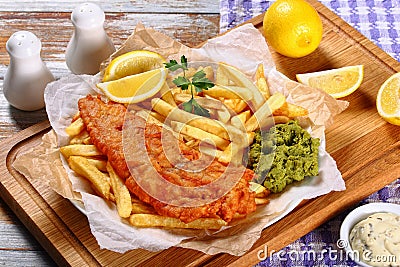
xmin=0 ymin=1 xmax=220 ymax=266
xmin=0 ymin=199 xmax=56 ymax=266
xmin=0 ymin=0 xmax=220 ymax=13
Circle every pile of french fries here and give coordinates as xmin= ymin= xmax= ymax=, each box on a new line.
xmin=148 ymin=62 xmax=308 ymax=165
xmin=60 ymin=61 xmax=308 ymax=229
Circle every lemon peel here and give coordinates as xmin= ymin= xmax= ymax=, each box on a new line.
xmin=103 ymin=50 xmax=166 ymax=82
xmin=376 ymin=72 xmax=400 ymax=126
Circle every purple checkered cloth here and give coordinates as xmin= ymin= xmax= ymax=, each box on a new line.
xmin=258 ymin=180 xmax=400 ymax=266
xmin=219 ymin=1 xmax=400 ymax=266
xmin=220 ymin=0 xmax=400 ymax=61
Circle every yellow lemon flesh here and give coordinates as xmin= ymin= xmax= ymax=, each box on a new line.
xmin=263 ymin=0 xmax=323 ymax=58
xmin=97 ymin=68 xmax=167 ymax=104
xmin=103 ymin=50 xmax=166 ymax=82
xmin=296 ymin=65 xmax=364 ymax=98
xmin=376 ymin=72 xmax=400 ymax=126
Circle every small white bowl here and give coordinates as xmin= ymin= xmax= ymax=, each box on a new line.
xmin=339 ymin=202 xmax=400 ymax=267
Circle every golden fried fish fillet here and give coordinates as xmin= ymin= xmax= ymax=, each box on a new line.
xmin=78 ymin=95 xmax=130 ymax=179
xmin=78 ymin=94 xmax=256 ymax=223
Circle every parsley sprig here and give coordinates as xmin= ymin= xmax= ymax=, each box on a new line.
xmin=164 ymin=56 xmax=214 ymax=117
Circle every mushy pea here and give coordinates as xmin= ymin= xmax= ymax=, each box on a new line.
xmin=247 ymin=120 xmax=320 ymax=193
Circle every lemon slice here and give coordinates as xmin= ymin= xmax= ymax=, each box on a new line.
xmin=97 ymin=68 xmax=167 ymax=104
xmin=296 ymin=65 xmax=364 ymax=98
xmin=103 ymin=50 xmax=166 ymax=82
xmin=376 ymin=72 xmax=400 ymax=126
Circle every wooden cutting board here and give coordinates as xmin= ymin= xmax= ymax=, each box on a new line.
xmin=1 ymin=1 xmax=400 ymax=266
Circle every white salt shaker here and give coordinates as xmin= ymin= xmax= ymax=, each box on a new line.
xmin=66 ymin=2 xmax=116 ymax=75
xmin=3 ymin=31 xmax=55 ymax=111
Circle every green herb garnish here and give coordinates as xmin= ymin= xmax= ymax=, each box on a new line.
xmin=164 ymin=55 xmax=214 ymax=117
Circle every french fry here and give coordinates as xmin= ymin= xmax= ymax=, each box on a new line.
xmin=257 ymin=75 xmax=271 ymax=100
xmin=68 ymin=156 xmax=111 ymax=200
xmin=230 ymin=110 xmax=251 ymax=130
xmin=273 ymin=115 xmax=290 ymax=125
xmin=273 ymin=102 xmax=290 ymax=117
xmin=82 ymin=136 xmax=92 ymax=145
xmin=185 ymin=139 xmax=200 ymax=148
xmin=60 ymin=144 xmax=103 ymax=158
xmin=216 ymin=64 xmax=230 ymax=85
xmin=198 ymin=143 xmax=224 ymax=159
xmin=217 ymin=132 xmax=253 ymax=165
xmin=86 ymin=158 xmax=107 ymax=172
xmin=174 ymin=94 xmax=231 ymax=123
xmin=218 ymin=62 xmax=265 ymax=109
xmin=217 ymin=143 xmax=232 ymax=164
xmin=179 ymin=66 xmax=214 ymax=82
xmin=136 ymin=109 xmax=182 ymax=142
xmin=151 ymin=98 xmax=230 ymax=140
xmin=169 ymin=68 xmax=198 ymax=92
xmin=273 ymin=102 xmax=309 ymax=119
xmin=254 ymin=63 xmax=264 ymax=81
xmin=184 ymin=67 xmax=198 ymax=79
xmin=204 ymin=85 xmax=252 ymax=101
xmin=69 ymin=130 xmax=90 ymax=144
xmin=255 ymin=198 xmax=270 ymax=205
xmin=131 ymin=202 xmax=156 ymax=214
xmin=65 ymin=117 xmax=85 ymax=137
xmin=160 ymin=82 xmax=177 ymax=107
xmin=249 ymin=182 xmax=269 ymax=198
xmin=246 ymin=115 xmax=290 ymax=133
xmin=129 ymin=214 xmax=227 ymax=229
xmin=245 ymin=92 xmax=286 ymax=132
xmin=201 ymin=65 xmax=214 ymax=81
xmin=255 ymin=63 xmax=271 ymax=99
xmin=222 ymin=98 xmax=248 ymax=114
xmin=247 ymin=131 xmax=255 ymax=145
xmin=171 ymin=121 xmax=230 ymax=150
xmin=173 ymin=93 xmax=196 ymax=104
xmin=106 ymin=162 xmax=132 ymax=218
xmin=216 ymin=109 xmax=231 ymax=124
xmin=174 ymin=94 xmax=225 ymax=110
xmin=71 ymin=111 xmax=81 ymax=122
xmin=136 ymin=110 xmax=164 ymax=126
xmin=150 ymin=111 xmax=166 ymax=123
xmin=233 ymin=213 xmax=247 ymax=220
xmin=287 ymin=103 xmax=309 ymax=118
xmin=255 ymin=191 xmax=269 ymax=198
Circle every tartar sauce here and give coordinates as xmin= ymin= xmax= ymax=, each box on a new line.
xmin=350 ymin=212 xmax=400 ymax=267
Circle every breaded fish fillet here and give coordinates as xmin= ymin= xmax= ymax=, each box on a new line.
xmin=78 ymin=94 xmax=256 ymax=223
xmin=78 ymin=95 xmax=130 ymax=179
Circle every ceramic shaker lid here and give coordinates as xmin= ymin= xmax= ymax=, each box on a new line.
xmin=71 ymin=2 xmax=105 ymax=29
xmin=6 ymin=31 xmax=41 ymax=58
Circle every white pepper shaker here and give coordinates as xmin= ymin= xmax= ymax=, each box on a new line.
xmin=3 ymin=31 xmax=55 ymax=111
xmin=66 ymin=2 xmax=116 ymax=75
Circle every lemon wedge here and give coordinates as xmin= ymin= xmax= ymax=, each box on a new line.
xmin=97 ymin=68 xmax=167 ymax=104
xmin=296 ymin=65 xmax=364 ymax=98
xmin=376 ymin=72 xmax=400 ymax=126
xmin=103 ymin=50 xmax=166 ymax=82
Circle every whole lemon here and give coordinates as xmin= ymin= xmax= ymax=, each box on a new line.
xmin=263 ymin=0 xmax=323 ymax=58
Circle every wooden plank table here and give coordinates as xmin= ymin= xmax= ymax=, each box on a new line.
xmin=1 ymin=1 xmax=400 ymax=266
xmin=0 ymin=1 xmax=219 ymax=266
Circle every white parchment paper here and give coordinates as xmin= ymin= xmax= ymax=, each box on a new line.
xmin=13 ymin=23 xmax=347 ymax=256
